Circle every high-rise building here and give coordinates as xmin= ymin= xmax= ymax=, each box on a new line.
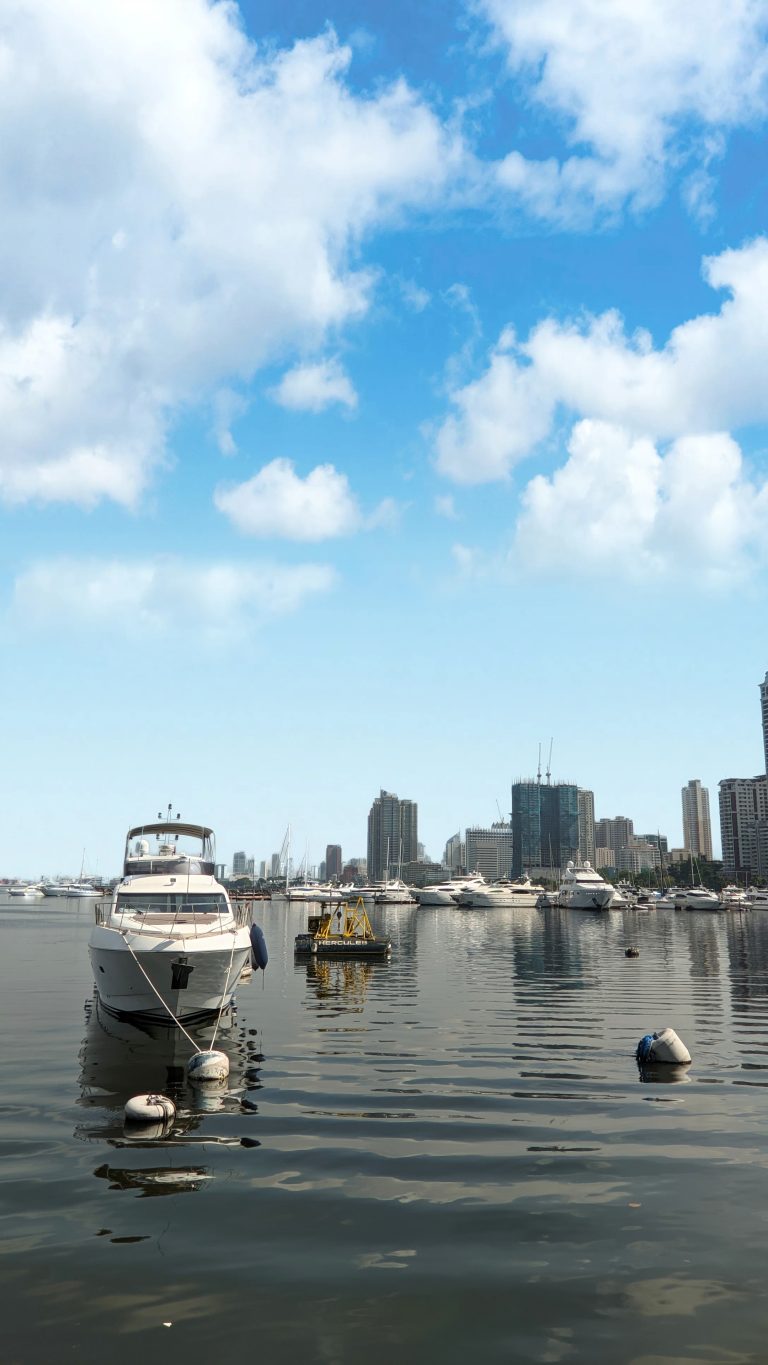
xmin=444 ymin=832 xmax=465 ymax=872
xmin=325 ymin=844 xmax=342 ymax=880
xmin=511 ymin=780 xmax=579 ymax=873
xmin=465 ymin=824 xmax=513 ymax=880
xmin=681 ymin=780 xmax=713 ymax=859
xmin=594 ymin=817 xmax=634 ymax=859
xmin=638 ymin=834 xmax=668 ymax=868
xmin=270 ymin=852 xmax=280 ymax=877
xmin=761 ymin=671 xmax=768 ymax=774
xmin=367 ymin=790 xmax=418 ymax=881
xmin=259 ymin=860 xmax=267 ymax=879
xmin=577 ymin=789 xmax=595 ymax=864
xmin=719 ymin=776 xmax=768 ymax=878
xmin=232 ymin=850 xmax=247 ymax=876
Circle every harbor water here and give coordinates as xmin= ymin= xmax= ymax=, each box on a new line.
xmin=4 ymin=895 xmax=768 ymax=1364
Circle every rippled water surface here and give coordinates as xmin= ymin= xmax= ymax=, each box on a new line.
xmin=4 ymin=896 xmax=768 ymax=1364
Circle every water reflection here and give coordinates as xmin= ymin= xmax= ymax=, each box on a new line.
xmin=75 ymin=998 xmax=264 ymax=1194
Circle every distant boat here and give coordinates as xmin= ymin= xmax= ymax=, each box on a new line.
xmin=558 ymin=861 xmax=615 ymax=911
xmin=415 ymin=875 xmax=487 ymax=907
xmin=457 ymin=876 xmax=545 ymax=909
xmin=676 ymin=886 xmax=722 ymax=911
xmin=42 ymin=880 xmax=101 ymax=898
xmin=8 ymin=883 xmax=44 ymax=899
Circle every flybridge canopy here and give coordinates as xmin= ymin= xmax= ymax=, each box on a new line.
xmin=127 ymin=822 xmax=214 ymax=841
xmin=123 ymin=820 xmax=217 ymax=878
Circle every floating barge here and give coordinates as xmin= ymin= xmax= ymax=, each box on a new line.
xmin=294 ymin=898 xmax=392 ymax=958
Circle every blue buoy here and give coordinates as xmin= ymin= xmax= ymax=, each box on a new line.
xmin=250 ymin=923 xmax=268 ymax=971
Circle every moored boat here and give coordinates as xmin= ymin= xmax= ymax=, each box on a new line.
xmin=558 ymin=861 xmax=615 ymax=911
xmin=294 ymin=898 xmax=391 ymax=958
xmin=88 ymin=814 xmax=258 ymax=1024
xmin=457 ymin=876 xmax=545 ymax=909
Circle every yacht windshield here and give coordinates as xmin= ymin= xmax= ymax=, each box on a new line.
xmin=116 ymin=893 xmax=228 ymax=914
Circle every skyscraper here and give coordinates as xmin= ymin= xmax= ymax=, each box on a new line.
xmin=465 ymin=824 xmax=513 ymax=880
xmin=577 ymin=788 xmax=595 ymax=864
xmin=681 ymin=780 xmax=713 ymax=859
xmin=367 ymin=790 xmax=418 ymax=881
xmin=719 ymin=776 xmax=768 ymax=878
xmin=761 ymin=672 xmax=768 ymax=774
xmin=232 ymin=850 xmax=247 ymax=876
xmin=325 ymin=844 xmax=342 ymax=880
xmin=511 ymin=780 xmax=579 ymax=873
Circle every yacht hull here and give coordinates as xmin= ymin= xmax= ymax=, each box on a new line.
xmin=89 ymin=926 xmax=251 ymax=1023
xmin=559 ymin=889 xmax=615 ymax=911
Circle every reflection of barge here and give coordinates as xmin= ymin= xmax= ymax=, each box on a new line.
xmin=294 ymin=899 xmax=392 ymax=958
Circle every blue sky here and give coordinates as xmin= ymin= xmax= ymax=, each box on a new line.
xmin=3 ymin=0 xmax=768 ymax=875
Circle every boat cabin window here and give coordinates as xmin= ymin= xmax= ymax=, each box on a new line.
xmin=116 ymin=893 xmax=228 ymax=914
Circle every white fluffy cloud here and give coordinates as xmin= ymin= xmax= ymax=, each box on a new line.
xmin=0 ymin=1 xmax=454 ymax=506
xmin=13 ymin=556 xmax=336 ymax=631
xmin=483 ymin=0 xmax=768 ymax=219
xmin=270 ymin=359 xmax=358 ymax=412
xmin=515 ymin=421 xmax=768 ymax=582
xmin=215 ymin=458 xmax=362 ymax=540
xmin=436 ymin=238 xmax=768 ymax=483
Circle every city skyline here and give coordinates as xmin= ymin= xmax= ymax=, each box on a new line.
xmin=2 ymin=2 xmax=768 ymax=875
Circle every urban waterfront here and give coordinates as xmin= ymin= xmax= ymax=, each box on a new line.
xmin=5 ymin=895 xmax=768 ymax=1363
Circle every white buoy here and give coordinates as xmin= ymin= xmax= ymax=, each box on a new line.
xmin=649 ymin=1027 xmax=691 ymax=1064
xmin=636 ymin=1027 xmax=692 ymax=1065
xmin=187 ymin=1050 xmax=230 ymax=1083
xmin=124 ymin=1093 xmax=176 ymax=1124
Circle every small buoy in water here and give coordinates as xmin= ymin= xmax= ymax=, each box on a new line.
xmin=187 ymin=1050 xmax=230 ymax=1083
xmin=124 ymin=1093 xmax=176 ymax=1124
xmin=635 ymin=1027 xmax=691 ymax=1065
xmin=625 ymin=946 xmax=640 ymax=957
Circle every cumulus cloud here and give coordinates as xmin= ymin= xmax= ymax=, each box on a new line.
xmin=270 ymin=358 xmax=358 ymax=412
xmin=13 ymin=556 xmax=336 ymax=632
xmin=482 ymin=0 xmax=768 ymax=220
xmin=515 ymin=421 xmax=768 ymax=583
xmin=436 ymin=237 xmax=768 ymax=483
xmin=215 ymin=458 xmax=362 ymax=540
xmin=0 ymin=1 xmax=455 ymax=506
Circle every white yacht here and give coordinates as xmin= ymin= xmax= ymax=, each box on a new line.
xmin=745 ymin=887 xmax=768 ymax=910
xmin=457 ymin=876 xmax=545 ymax=909
xmin=88 ymin=816 xmax=255 ymax=1024
xmin=43 ymin=880 xmax=101 ymax=898
xmin=8 ymin=882 xmax=45 ymax=898
xmin=374 ymin=878 xmax=416 ymax=905
xmin=675 ymin=886 xmax=722 ymax=911
xmin=558 ymin=861 xmax=616 ymax=911
xmin=415 ymin=875 xmax=486 ymax=907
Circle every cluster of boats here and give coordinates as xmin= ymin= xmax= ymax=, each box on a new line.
xmin=8 ymin=878 xmax=101 ymax=899
xmin=279 ymin=861 xmax=765 ymax=914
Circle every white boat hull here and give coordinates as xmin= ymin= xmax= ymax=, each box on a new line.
xmin=89 ymin=925 xmax=251 ymax=1023
xmin=415 ymin=889 xmax=459 ymax=906
xmin=559 ymin=888 xmax=615 ymax=911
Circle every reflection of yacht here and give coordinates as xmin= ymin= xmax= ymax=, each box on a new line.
xmin=457 ymin=876 xmax=545 ymax=908
xmin=558 ymin=861 xmax=615 ymax=911
xmin=415 ymin=876 xmax=486 ymax=906
xmin=88 ymin=814 xmax=253 ymax=1024
xmin=75 ymin=1000 xmax=260 ymax=1182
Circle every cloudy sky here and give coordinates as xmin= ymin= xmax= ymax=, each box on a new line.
xmin=3 ymin=0 xmax=768 ymax=875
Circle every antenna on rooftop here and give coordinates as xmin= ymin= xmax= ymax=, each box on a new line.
xmin=537 ymin=743 xmax=542 ymax=784
xmin=546 ymin=738 xmax=553 ymax=786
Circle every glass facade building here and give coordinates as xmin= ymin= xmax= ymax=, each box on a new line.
xmin=512 ymin=781 xmax=580 ymax=874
